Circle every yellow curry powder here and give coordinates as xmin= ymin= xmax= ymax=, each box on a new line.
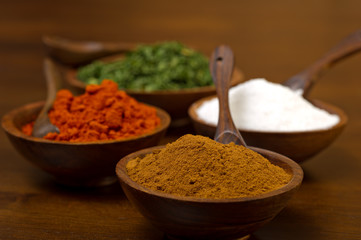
xmin=126 ymin=134 xmax=292 ymax=199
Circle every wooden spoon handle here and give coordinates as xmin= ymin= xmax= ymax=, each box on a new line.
xmin=43 ymin=35 xmax=135 ymax=53
xmin=43 ymin=58 xmax=62 ymax=110
xmin=43 ymin=35 xmax=136 ymax=65
xmin=32 ymin=58 xmax=61 ymax=137
xmin=283 ymin=29 xmax=361 ymax=96
xmin=210 ymin=45 xmax=247 ymax=146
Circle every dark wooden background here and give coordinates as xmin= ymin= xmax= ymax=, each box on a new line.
xmin=1 ymin=1 xmax=361 ymax=239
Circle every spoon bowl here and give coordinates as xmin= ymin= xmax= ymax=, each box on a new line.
xmin=2 ymin=101 xmax=170 ymax=187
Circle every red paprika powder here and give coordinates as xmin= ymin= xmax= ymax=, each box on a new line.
xmin=22 ymin=80 xmax=161 ymax=142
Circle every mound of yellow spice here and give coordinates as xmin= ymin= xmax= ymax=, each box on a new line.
xmin=126 ymin=134 xmax=292 ymax=199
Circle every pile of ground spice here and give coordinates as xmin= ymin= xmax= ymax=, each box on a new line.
xmin=126 ymin=134 xmax=292 ymax=199
xmin=22 ymin=80 xmax=160 ymax=142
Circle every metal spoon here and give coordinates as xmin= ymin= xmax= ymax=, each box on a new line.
xmin=210 ymin=45 xmax=247 ymax=146
xmin=43 ymin=35 xmax=136 ymax=66
xmin=32 ymin=58 xmax=61 ymax=138
xmin=283 ymin=28 xmax=361 ymax=97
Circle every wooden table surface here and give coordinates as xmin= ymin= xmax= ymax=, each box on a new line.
xmin=1 ymin=1 xmax=361 ymax=239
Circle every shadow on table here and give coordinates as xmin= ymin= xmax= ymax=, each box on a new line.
xmin=33 ymin=176 xmax=127 ymax=203
xmin=162 ymin=234 xmax=261 ymax=240
xmin=300 ymin=145 xmax=359 ymax=184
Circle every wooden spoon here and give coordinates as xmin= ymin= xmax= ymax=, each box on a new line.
xmin=210 ymin=45 xmax=247 ymax=146
xmin=283 ymin=28 xmax=361 ymax=96
xmin=32 ymin=58 xmax=61 ymax=138
xmin=43 ymin=35 xmax=136 ymax=66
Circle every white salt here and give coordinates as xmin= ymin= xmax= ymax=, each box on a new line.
xmin=196 ymin=78 xmax=340 ymax=132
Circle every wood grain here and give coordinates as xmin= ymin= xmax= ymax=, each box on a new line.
xmin=1 ymin=0 xmax=361 ymax=239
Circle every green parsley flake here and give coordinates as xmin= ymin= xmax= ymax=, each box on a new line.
xmin=77 ymin=41 xmax=213 ymax=91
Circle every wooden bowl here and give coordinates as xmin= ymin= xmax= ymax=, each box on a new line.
xmin=116 ymin=145 xmax=303 ymax=240
xmin=189 ymin=96 xmax=348 ymax=163
xmin=2 ymin=101 xmax=170 ymax=187
xmin=63 ymin=54 xmax=244 ymax=124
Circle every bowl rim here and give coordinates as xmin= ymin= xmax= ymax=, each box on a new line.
xmin=188 ymin=95 xmax=348 ymax=135
xmin=115 ymin=145 xmax=304 ymax=203
xmin=65 ymin=53 xmax=244 ymax=95
xmin=1 ymin=101 xmax=171 ymax=145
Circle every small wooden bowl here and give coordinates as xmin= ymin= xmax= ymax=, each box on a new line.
xmin=2 ymin=101 xmax=170 ymax=187
xmin=116 ymin=145 xmax=303 ymax=240
xmin=189 ymin=96 xmax=348 ymax=162
xmin=64 ymin=54 xmax=244 ymax=124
